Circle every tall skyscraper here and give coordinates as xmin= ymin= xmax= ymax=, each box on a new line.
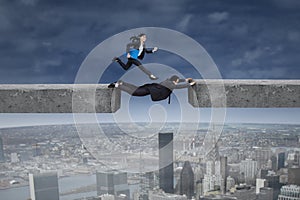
xmin=194 ymin=166 xmax=204 ymax=183
xmin=278 ymin=185 xmax=300 ymax=200
xmin=254 ymin=148 xmax=272 ymax=169
xmin=256 ymin=178 xmax=267 ymax=194
xmin=240 ymin=159 xmax=258 ymax=184
xmin=228 ymin=185 xmax=257 ymax=200
xmin=257 ymin=187 xmax=273 ymax=200
xmin=294 ymin=151 xmax=300 ymax=166
xmin=29 ymin=172 xmax=59 ymax=200
xmin=159 ymin=132 xmax=174 ymax=194
xmin=96 ymin=170 xmax=130 ymax=199
xmin=288 ymin=168 xmax=300 ymax=185
xmin=0 ymin=137 xmax=4 ymax=162
xmin=179 ymin=161 xmax=194 ymax=199
xmin=270 ymin=155 xmax=277 ymax=171
xmin=139 ymin=171 xmax=158 ymax=199
xmin=278 ymin=152 xmax=285 ymax=170
xmin=10 ymin=152 xmax=19 ymax=163
xmin=220 ymin=156 xmax=228 ymax=194
xmin=260 ymin=169 xmax=268 ymax=179
xmin=195 ymin=179 xmax=203 ymax=199
xmin=32 ymin=144 xmax=42 ymax=157
xmin=203 ymin=160 xmax=223 ymax=193
xmin=264 ymin=174 xmax=282 ymax=200
xmin=203 ymin=131 xmax=224 ymax=195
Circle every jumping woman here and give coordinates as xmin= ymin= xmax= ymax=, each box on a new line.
xmin=112 ymin=33 xmax=159 ymax=80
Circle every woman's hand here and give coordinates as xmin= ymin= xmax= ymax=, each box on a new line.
xmin=127 ymin=53 xmax=131 ymax=58
xmin=152 ymin=47 xmax=158 ymax=52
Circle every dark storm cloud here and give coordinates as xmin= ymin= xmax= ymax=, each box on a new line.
xmin=183 ymin=0 xmax=300 ymax=79
xmin=0 ymin=0 xmax=193 ymax=83
xmin=0 ymin=0 xmax=299 ymax=83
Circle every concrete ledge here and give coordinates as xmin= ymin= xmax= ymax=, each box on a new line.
xmin=188 ymin=80 xmax=300 ymax=107
xmin=0 ymin=84 xmax=120 ymax=113
xmin=1 ymin=80 xmax=299 ymax=112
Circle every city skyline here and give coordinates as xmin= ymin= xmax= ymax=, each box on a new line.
xmin=0 ymin=1 xmax=300 ymax=199
xmin=0 ymin=122 xmax=299 ymax=199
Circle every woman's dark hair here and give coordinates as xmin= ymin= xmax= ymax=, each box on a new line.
xmin=138 ymin=33 xmax=146 ymax=37
xmin=130 ymin=33 xmax=146 ymax=42
xmin=170 ymin=75 xmax=180 ymax=82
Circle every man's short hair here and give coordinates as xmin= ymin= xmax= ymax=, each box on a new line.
xmin=170 ymin=75 xmax=179 ymax=82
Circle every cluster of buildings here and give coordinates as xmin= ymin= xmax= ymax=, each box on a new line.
xmin=23 ymin=131 xmax=300 ymax=200
xmin=1 ymin=124 xmax=300 ymax=200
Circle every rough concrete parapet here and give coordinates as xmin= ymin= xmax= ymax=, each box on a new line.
xmin=188 ymin=80 xmax=300 ymax=107
xmin=0 ymin=84 xmax=120 ymax=113
xmin=1 ymin=80 xmax=299 ymax=112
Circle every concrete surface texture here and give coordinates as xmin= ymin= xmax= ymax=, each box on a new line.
xmin=0 ymin=84 xmax=120 ymax=113
xmin=0 ymin=80 xmax=299 ymax=113
xmin=188 ymin=80 xmax=300 ymax=108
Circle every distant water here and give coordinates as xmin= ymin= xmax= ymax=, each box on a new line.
xmin=0 ymin=174 xmax=96 ymax=200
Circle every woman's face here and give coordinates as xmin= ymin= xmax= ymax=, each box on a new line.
xmin=140 ymin=35 xmax=147 ymax=42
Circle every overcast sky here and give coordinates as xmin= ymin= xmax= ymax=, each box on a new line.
xmin=0 ymin=0 xmax=299 ymax=126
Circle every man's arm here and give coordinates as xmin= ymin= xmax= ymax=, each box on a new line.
xmin=174 ymin=78 xmax=196 ymax=89
xmin=174 ymin=82 xmax=190 ymax=89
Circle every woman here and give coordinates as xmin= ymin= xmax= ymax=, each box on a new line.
xmin=110 ymin=75 xmax=196 ymax=104
xmin=112 ymin=33 xmax=159 ymax=80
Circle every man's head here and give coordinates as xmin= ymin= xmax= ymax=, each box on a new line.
xmin=170 ymin=75 xmax=180 ymax=83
